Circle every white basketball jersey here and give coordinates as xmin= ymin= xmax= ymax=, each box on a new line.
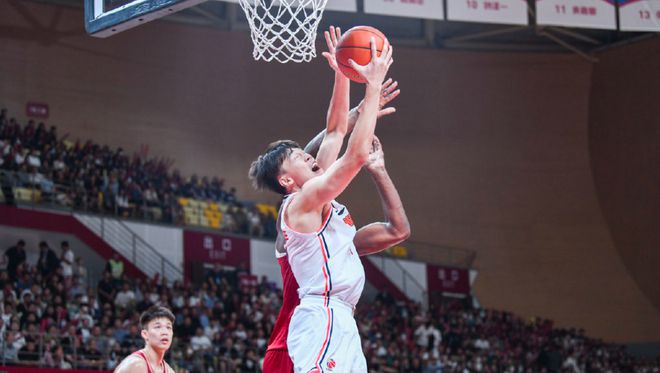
xmin=280 ymin=193 xmax=365 ymax=307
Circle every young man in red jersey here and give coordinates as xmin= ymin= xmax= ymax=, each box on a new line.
xmin=259 ymin=26 xmax=408 ymax=373
xmin=114 ymin=306 xmax=175 ymax=373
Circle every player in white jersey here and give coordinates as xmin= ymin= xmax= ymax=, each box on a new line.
xmin=249 ymin=37 xmax=397 ymax=372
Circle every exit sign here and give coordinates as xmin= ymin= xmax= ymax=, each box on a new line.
xmin=26 ymin=102 xmax=49 ymax=119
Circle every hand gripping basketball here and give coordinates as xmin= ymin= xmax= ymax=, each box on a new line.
xmin=347 ymin=38 xmax=394 ymax=88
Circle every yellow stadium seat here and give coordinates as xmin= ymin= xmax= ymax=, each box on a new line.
xmin=183 ymin=206 xmax=195 ymax=217
xmin=150 ymin=207 xmax=163 ymax=221
xmin=178 ymin=197 xmax=189 ymax=207
xmin=389 ymin=245 xmax=408 ymax=257
xmin=267 ymin=205 xmax=278 ymax=218
xmin=185 ymin=214 xmax=200 ymax=226
xmin=209 ymin=203 xmax=219 ymax=211
xmin=14 ymin=188 xmax=38 ymax=202
xmin=256 ymin=203 xmax=269 ymax=214
xmin=210 ymin=218 xmax=220 ymax=229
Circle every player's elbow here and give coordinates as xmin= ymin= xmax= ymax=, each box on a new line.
xmin=397 ymin=226 xmax=411 ymax=242
xmin=391 ymin=223 xmax=411 ymax=243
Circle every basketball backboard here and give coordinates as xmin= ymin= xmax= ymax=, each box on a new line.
xmin=84 ymin=0 xmax=207 ymax=37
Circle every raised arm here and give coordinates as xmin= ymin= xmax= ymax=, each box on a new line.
xmin=353 ymin=137 xmax=410 ymax=256
xmin=292 ymin=39 xmax=394 ymax=214
xmin=313 ymin=26 xmax=350 ymax=170
xmin=304 ymin=78 xmax=401 ymax=157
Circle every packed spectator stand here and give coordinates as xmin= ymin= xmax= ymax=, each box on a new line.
xmin=0 ymin=108 xmax=277 ymax=238
xmin=1 ymin=241 xmax=659 ymax=372
xmin=1 ymin=110 xmax=659 ymax=372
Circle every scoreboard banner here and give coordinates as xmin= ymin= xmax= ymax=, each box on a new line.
xmin=426 ymin=265 xmax=471 ymax=295
xmin=447 ymin=0 xmax=529 ymax=25
xmin=536 ymin=0 xmax=616 ymax=29
xmin=325 ymin=0 xmax=358 ymax=12
xmin=183 ymin=230 xmax=250 ymax=276
xmin=364 ymin=0 xmax=444 ymax=20
xmin=619 ymin=0 xmax=660 ymax=31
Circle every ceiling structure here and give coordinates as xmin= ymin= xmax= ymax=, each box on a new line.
xmin=24 ymin=0 xmax=660 ymax=62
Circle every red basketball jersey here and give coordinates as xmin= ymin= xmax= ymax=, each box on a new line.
xmin=266 ymin=254 xmax=300 ymax=351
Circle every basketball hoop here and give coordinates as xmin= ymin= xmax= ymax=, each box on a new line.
xmin=238 ymin=0 xmax=329 ymax=63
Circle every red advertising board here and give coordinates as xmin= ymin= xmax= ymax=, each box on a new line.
xmin=426 ymin=265 xmax=470 ymax=295
xmin=183 ymin=230 xmax=250 ymax=278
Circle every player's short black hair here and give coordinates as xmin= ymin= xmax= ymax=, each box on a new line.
xmin=139 ymin=306 xmax=175 ymax=330
xmin=249 ymin=140 xmax=300 ymax=195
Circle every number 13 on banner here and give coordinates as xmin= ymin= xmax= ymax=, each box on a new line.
xmin=619 ymin=0 xmax=660 ymax=31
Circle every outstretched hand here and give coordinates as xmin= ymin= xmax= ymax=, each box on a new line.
xmin=356 ymin=78 xmax=401 ymax=119
xmin=348 ymin=38 xmax=393 ymax=88
xmin=321 ymin=26 xmax=343 ymax=74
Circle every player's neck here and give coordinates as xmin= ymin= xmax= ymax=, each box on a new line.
xmin=143 ymin=345 xmax=165 ymax=368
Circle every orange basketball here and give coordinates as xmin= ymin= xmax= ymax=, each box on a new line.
xmin=335 ymin=26 xmax=387 ymax=84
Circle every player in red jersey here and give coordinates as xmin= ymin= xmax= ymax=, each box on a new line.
xmin=114 ymin=306 xmax=176 ymax=373
xmin=261 ymin=26 xmax=406 ymax=373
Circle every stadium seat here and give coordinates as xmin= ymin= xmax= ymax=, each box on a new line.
xmin=178 ymin=197 xmax=189 ymax=207
xmin=188 ymin=199 xmax=200 ymax=209
xmin=150 ymin=207 xmax=162 ymax=221
xmin=184 ymin=213 xmax=200 ymax=226
xmin=14 ymin=187 xmax=41 ymax=203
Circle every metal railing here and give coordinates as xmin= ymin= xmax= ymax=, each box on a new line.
xmin=368 ymin=255 xmax=428 ymax=309
xmin=74 ymin=213 xmax=183 ymax=282
xmin=0 ymin=169 xmax=175 ymax=223
xmin=402 ymin=240 xmax=477 ymax=269
xmin=0 ymin=169 xmax=182 ymax=281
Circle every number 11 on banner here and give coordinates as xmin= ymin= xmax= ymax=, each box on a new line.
xmin=536 ymin=0 xmax=616 ymax=30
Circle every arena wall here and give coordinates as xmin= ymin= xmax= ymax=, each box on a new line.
xmin=1 ymin=1 xmax=659 ymax=342
xmin=588 ymin=36 xmax=660 ymax=321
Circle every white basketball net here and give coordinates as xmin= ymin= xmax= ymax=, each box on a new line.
xmin=238 ymin=0 xmax=329 ymax=63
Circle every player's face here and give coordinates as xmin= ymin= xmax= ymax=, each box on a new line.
xmin=141 ymin=317 xmax=173 ymax=351
xmin=280 ymin=148 xmax=323 ymax=189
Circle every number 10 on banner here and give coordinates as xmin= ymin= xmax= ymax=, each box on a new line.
xmin=448 ymin=0 xmax=528 ymax=25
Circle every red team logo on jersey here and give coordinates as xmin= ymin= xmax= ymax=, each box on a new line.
xmin=327 ymin=359 xmax=337 ymax=370
xmin=343 ymin=214 xmax=354 ymax=226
